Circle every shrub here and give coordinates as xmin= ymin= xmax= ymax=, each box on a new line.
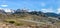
xmin=8 ymin=21 xmax=15 ymax=24
xmin=15 ymin=22 xmax=24 ymax=26
xmin=4 ymin=20 xmax=15 ymax=24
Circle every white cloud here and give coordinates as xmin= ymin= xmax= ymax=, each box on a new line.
xmin=1 ymin=4 xmax=8 ymax=7
xmin=57 ymin=8 xmax=60 ymax=14
xmin=41 ymin=8 xmax=54 ymax=13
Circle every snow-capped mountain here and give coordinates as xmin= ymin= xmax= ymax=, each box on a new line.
xmin=0 ymin=8 xmax=15 ymax=14
xmin=0 ymin=8 xmax=6 ymax=14
xmin=0 ymin=8 xmax=15 ymax=13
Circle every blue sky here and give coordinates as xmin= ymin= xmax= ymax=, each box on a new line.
xmin=0 ymin=0 xmax=60 ymax=13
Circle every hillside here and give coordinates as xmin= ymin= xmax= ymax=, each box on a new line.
xmin=0 ymin=9 xmax=59 ymax=28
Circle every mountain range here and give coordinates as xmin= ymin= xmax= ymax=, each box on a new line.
xmin=0 ymin=8 xmax=60 ymax=17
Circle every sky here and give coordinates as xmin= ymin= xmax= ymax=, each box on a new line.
xmin=0 ymin=0 xmax=60 ymax=13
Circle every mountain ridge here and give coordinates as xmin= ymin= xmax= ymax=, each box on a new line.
xmin=0 ymin=8 xmax=60 ymax=17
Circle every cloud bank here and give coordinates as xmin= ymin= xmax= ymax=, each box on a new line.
xmin=1 ymin=4 xmax=8 ymax=7
xmin=57 ymin=8 xmax=60 ymax=14
xmin=41 ymin=8 xmax=54 ymax=13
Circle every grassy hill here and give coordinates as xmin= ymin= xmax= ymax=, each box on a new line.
xmin=0 ymin=10 xmax=59 ymax=28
